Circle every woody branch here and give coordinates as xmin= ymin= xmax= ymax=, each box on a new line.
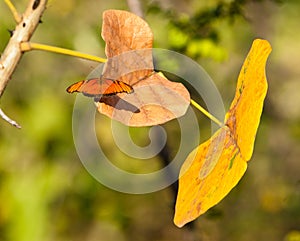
xmin=0 ymin=0 xmax=48 ymax=127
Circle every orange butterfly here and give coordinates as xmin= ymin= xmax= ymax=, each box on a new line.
xmin=66 ymin=77 xmax=134 ymax=97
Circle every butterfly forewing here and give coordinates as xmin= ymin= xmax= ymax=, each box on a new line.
xmin=103 ymin=80 xmax=133 ymax=95
xmin=66 ymin=80 xmax=85 ymax=93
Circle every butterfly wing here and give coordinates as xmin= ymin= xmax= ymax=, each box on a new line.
xmin=66 ymin=78 xmax=133 ymax=97
xmin=103 ymin=80 xmax=133 ymax=95
xmin=66 ymin=80 xmax=85 ymax=93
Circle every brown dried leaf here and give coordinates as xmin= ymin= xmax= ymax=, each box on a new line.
xmin=96 ymin=10 xmax=190 ymax=126
xmin=101 ymin=10 xmax=154 ymax=85
xmin=101 ymin=49 xmax=154 ymax=86
xmin=102 ymin=9 xmax=153 ymax=56
xmin=96 ymin=73 xmax=190 ymax=126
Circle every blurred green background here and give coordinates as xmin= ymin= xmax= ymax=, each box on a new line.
xmin=0 ymin=0 xmax=300 ymax=240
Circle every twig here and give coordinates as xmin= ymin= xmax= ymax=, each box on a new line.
xmin=0 ymin=108 xmax=21 ymax=128
xmin=20 ymin=42 xmax=107 ymax=63
xmin=0 ymin=0 xmax=47 ymax=127
xmin=4 ymin=0 xmax=22 ymax=23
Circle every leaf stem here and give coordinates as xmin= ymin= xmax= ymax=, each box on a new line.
xmin=19 ymin=42 xmax=223 ymax=129
xmin=20 ymin=42 xmax=107 ymax=63
xmin=4 ymin=0 xmax=22 ymax=23
xmin=190 ymin=99 xmax=224 ymax=128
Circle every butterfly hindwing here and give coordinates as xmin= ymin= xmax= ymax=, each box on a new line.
xmin=66 ymin=78 xmax=133 ymax=97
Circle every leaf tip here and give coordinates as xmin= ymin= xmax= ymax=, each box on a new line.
xmin=252 ymin=38 xmax=272 ymax=55
xmin=173 ymin=215 xmax=186 ymax=228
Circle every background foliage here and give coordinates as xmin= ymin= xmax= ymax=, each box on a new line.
xmin=0 ymin=0 xmax=299 ymax=240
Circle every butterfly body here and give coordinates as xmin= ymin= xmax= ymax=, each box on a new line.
xmin=66 ymin=78 xmax=134 ymax=97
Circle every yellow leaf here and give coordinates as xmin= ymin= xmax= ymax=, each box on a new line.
xmin=225 ymin=39 xmax=272 ymax=161
xmin=174 ymin=126 xmax=247 ymax=227
xmin=174 ymin=39 xmax=272 ymax=227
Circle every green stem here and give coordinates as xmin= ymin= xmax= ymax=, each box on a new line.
xmin=190 ymin=99 xmax=224 ymax=128
xmin=4 ymin=0 xmax=22 ymax=23
xmin=20 ymin=42 xmax=107 ymax=63
xmin=20 ymin=42 xmax=223 ymax=128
